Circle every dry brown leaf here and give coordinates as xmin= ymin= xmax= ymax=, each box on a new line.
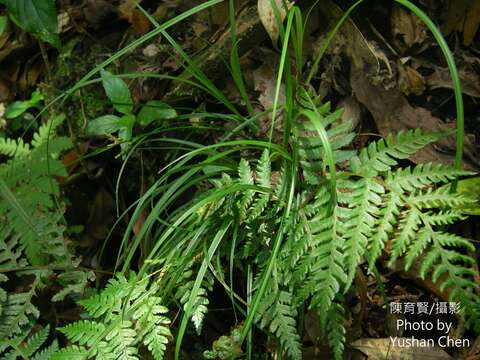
xmin=391 ymin=4 xmax=428 ymax=54
xmin=351 ymin=338 xmax=452 ymax=359
xmin=443 ymin=0 xmax=480 ymax=46
xmin=119 ymin=1 xmax=150 ymax=35
xmin=257 ymin=0 xmax=293 ymax=46
xmin=443 ymin=0 xmax=470 ymax=35
xmin=462 ymin=0 xmax=480 ymax=46
xmin=426 ymin=65 xmax=480 ymax=98
xmin=398 ymin=62 xmax=425 ymax=96
xmin=351 ymin=69 xmax=479 ymax=169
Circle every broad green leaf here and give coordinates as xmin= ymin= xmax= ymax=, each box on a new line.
xmin=0 ymin=16 xmax=7 ymax=35
xmin=137 ymin=100 xmax=177 ymax=127
xmin=5 ymin=90 xmax=44 ymax=119
xmin=118 ymin=114 xmax=135 ymax=141
xmin=100 ymin=69 xmax=133 ymax=114
xmin=5 ymin=0 xmax=59 ymax=47
xmin=86 ymin=115 xmax=121 ymax=136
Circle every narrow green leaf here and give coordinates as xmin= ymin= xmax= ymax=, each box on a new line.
xmin=0 ymin=16 xmax=7 ymax=35
xmin=5 ymin=0 xmax=59 ymax=47
xmin=137 ymin=100 xmax=177 ymax=127
xmin=100 ymin=69 xmax=133 ymax=114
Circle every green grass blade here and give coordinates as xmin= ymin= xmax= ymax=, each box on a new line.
xmin=394 ymin=0 xmax=464 ymax=176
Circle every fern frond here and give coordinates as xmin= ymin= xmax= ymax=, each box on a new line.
xmin=297 ymin=97 xmax=356 ymax=185
xmin=367 ymin=192 xmax=401 ymax=267
xmin=419 ymin=232 xmax=476 ymax=295
xmin=255 ymin=283 xmax=301 ymax=360
xmin=31 ymin=114 xmax=66 ymax=149
xmin=59 ymin=273 xmax=171 ymax=360
xmin=294 ymin=186 xmax=346 ymax=316
xmin=324 ymin=297 xmax=346 ymax=360
xmin=268 ymin=291 xmax=302 ymax=359
xmin=388 ymin=207 xmax=422 ymax=265
xmin=0 ymin=137 xmax=30 ymax=158
xmin=104 ymin=321 xmax=138 ymax=360
xmin=31 ymin=340 xmax=59 ymax=360
xmin=350 ymin=129 xmax=444 ymax=176
xmin=50 ymin=345 xmax=88 ymax=360
xmin=387 ymin=163 xmax=474 ymax=192
xmin=237 ymin=158 xmax=254 ymax=219
xmin=177 ymin=269 xmax=213 ymax=335
xmin=248 ymin=149 xmax=271 ymax=220
xmin=59 ymin=321 xmax=105 ymax=346
xmin=0 ymin=285 xmax=40 ymax=339
xmin=338 ymin=178 xmax=384 ymax=286
xmin=134 ymin=297 xmax=171 ymax=360
xmin=410 ymin=186 xmax=476 ymax=209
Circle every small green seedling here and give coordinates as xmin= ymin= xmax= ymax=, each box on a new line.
xmin=4 ymin=89 xmax=44 ymax=131
xmin=86 ymin=69 xmax=177 ymax=153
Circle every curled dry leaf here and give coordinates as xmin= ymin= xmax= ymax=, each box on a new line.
xmin=391 ymin=4 xmax=428 ymax=54
xmin=257 ymin=0 xmax=293 ymax=46
xmin=351 ymin=338 xmax=452 ymax=360
xmin=119 ymin=0 xmax=150 ymax=35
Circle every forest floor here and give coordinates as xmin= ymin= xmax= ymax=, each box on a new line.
xmin=0 ymin=0 xmax=480 ymax=359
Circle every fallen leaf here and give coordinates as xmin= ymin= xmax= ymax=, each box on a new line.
xmin=84 ymin=0 xmax=118 ymax=29
xmin=391 ymin=4 xmax=428 ymax=54
xmin=253 ymin=61 xmax=285 ymax=135
xmin=118 ymin=0 xmax=150 ymax=35
xmin=57 ymin=12 xmax=70 ymax=34
xmin=443 ymin=0 xmax=480 ymax=46
xmin=426 ymin=65 xmax=480 ymax=98
xmin=257 ymin=0 xmax=293 ymax=46
xmin=351 ymin=338 xmax=452 ymax=359
xmin=398 ymin=62 xmax=425 ymax=96
xmin=463 ymin=0 xmax=480 ymax=45
xmin=351 ymin=69 xmax=480 ymax=169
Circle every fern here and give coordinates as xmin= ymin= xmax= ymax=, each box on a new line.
xmin=296 ymin=87 xmax=356 ymax=184
xmin=0 ymin=114 xmax=94 ymax=357
xmin=0 ymin=137 xmax=30 ymax=158
xmin=295 ymin=187 xmax=345 ymax=316
xmin=175 ymin=263 xmax=214 ymax=335
xmin=325 ymin=296 xmax=346 ymax=360
xmin=0 ymin=324 xmax=58 ymax=360
xmin=191 ymin=121 xmax=479 ymax=359
xmin=349 ymin=129 xmax=445 ymax=176
xmin=53 ymin=273 xmax=172 ymax=360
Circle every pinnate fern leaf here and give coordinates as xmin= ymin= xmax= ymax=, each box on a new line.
xmin=350 ymin=129 xmax=444 ymax=176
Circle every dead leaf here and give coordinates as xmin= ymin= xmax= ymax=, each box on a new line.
xmin=463 ymin=0 xmax=480 ymax=45
xmin=84 ymin=0 xmax=118 ymax=29
xmin=58 ymin=12 xmax=71 ymax=34
xmin=443 ymin=0 xmax=480 ymax=46
xmin=0 ymin=75 xmax=12 ymax=102
xmin=391 ymin=4 xmax=429 ymax=54
xmin=351 ymin=69 xmax=479 ymax=169
xmin=119 ymin=0 xmax=150 ymax=35
xmin=426 ymin=65 xmax=480 ymax=98
xmin=398 ymin=62 xmax=425 ymax=96
xmin=257 ymin=0 xmax=293 ymax=46
xmin=351 ymin=338 xmax=452 ymax=359
xmin=253 ymin=61 xmax=285 ymax=135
